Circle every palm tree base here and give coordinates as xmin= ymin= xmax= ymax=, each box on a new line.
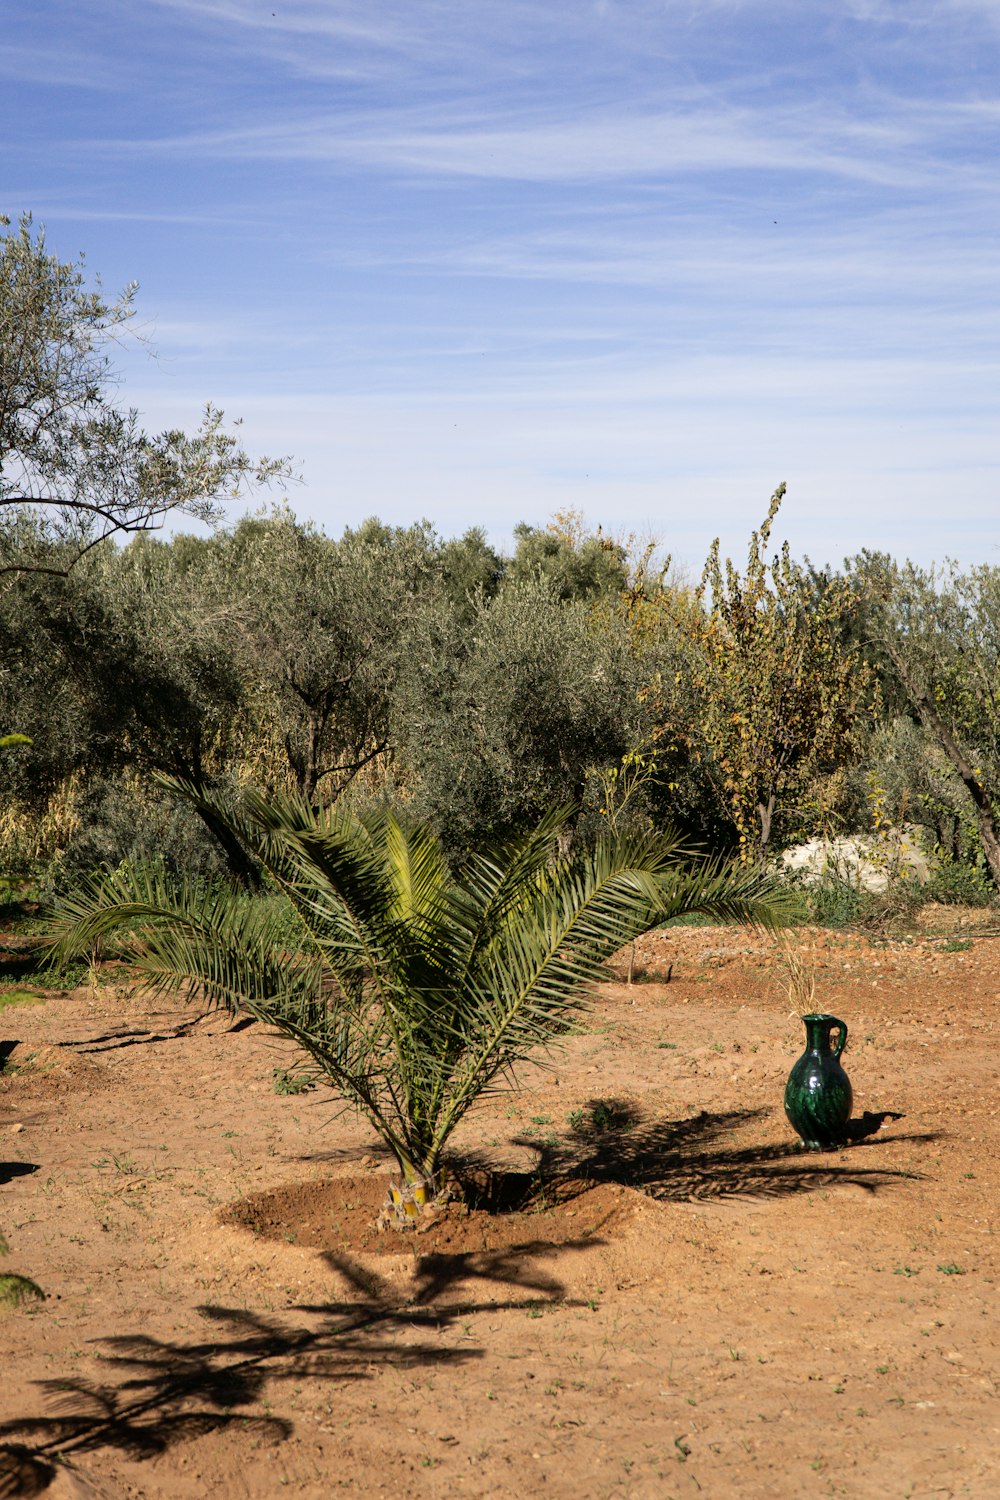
xmin=377 ymin=1173 xmax=453 ymax=1232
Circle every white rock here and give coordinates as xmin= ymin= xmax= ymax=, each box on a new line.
xmin=780 ymin=829 xmax=933 ymax=893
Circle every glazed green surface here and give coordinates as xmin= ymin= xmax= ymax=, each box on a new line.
xmin=784 ymin=1013 xmax=853 ymax=1150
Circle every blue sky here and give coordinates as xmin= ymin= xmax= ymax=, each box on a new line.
xmin=4 ymin=0 xmax=1000 ymax=570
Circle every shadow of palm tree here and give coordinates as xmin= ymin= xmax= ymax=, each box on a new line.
xmin=493 ymin=1103 xmax=932 ymax=1203
xmin=322 ymin=1230 xmax=600 ymax=1309
xmin=0 ymin=1242 xmax=576 ymax=1497
xmin=53 ymin=1010 xmax=253 ymax=1054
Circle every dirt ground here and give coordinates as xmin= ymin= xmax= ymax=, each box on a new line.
xmin=2 ymin=910 xmax=999 ymax=1499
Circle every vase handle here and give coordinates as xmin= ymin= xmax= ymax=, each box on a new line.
xmin=832 ymin=1017 xmax=848 ymax=1059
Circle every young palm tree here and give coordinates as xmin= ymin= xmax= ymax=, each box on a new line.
xmin=49 ymin=782 xmax=792 ymax=1226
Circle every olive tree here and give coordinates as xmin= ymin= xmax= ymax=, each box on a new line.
xmin=508 ymin=515 xmax=629 ymax=603
xmin=396 ymin=577 xmax=643 ymax=851
xmin=31 ymin=536 xmax=257 ymax=882
xmin=206 ymin=513 xmax=438 ymax=804
xmin=858 ymin=553 xmax=1000 ymax=889
xmin=0 ymin=213 xmax=290 ymax=576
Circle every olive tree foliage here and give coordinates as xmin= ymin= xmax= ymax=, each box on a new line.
xmin=857 ymin=553 xmax=1000 ymax=889
xmin=508 ymin=514 xmax=629 ymax=602
xmin=682 ymin=486 xmax=876 ymax=862
xmin=201 ymin=512 xmax=441 ymax=804
xmin=600 ymin=576 xmax=730 ymax=847
xmin=830 ymin=712 xmax=989 ymax=885
xmin=0 ymin=525 xmax=147 ymax=877
xmin=395 ymin=577 xmax=644 ymax=851
xmin=0 ymin=509 xmax=513 ymax=881
xmin=435 ymin=525 xmax=505 ymax=619
xmin=26 ymin=534 xmax=256 ymax=881
xmin=0 ymin=562 xmax=90 ymax=806
xmin=0 ymin=214 xmax=290 ymax=577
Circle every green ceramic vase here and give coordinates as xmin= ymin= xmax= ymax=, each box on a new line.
xmin=784 ymin=1013 xmax=852 ymax=1150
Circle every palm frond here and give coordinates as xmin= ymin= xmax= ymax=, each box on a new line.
xmin=157 ymin=778 xmax=399 ymax=1004
xmin=655 ymin=852 xmax=798 ymax=931
xmin=382 ymin=816 xmax=450 ymax=925
xmin=48 ymin=865 xmax=321 ymax=1016
xmin=424 ymin=849 xmax=672 ymax=1148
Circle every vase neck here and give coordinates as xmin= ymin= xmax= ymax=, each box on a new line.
xmin=802 ymin=1012 xmax=842 ymax=1051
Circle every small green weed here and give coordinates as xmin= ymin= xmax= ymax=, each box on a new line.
xmin=937 ymin=1263 xmax=966 ymax=1276
xmin=272 ymin=1067 xmax=316 ymax=1096
xmin=570 ymin=1099 xmax=636 ymax=1135
xmin=0 ymin=1046 xmax=35 ymax=1077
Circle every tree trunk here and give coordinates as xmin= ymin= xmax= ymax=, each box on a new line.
xmin=165 ymin=753 xmax=264 ymax=891
xmin=756 ymin=788 xmax=777 ymax=864
xmin=194 ymin=801 xmax=264 ymax=891
xmin=378 ymin=1158 xmax=451 ymax=1230
xmin=885 ymin=639 xmax=1000 ymax=889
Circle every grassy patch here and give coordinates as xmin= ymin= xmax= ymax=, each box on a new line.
xmin=568 ymin=1099 xmax=638 ymax=1136
xmin=0 ymin=989 xmax=44 ymax=1014
xmin=660 ymin=911 xmax=723 ymax=929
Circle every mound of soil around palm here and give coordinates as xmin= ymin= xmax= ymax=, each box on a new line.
xmin=222 ymin=1171 xmax=633 ymax=1258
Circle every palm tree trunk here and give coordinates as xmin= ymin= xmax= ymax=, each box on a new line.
xmin=379 ymin=1157 xmax=451 ymax=1229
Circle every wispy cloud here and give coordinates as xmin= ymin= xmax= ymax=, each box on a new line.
xmin=76 ymin=95 xmax=977 ymax=191
xmin=0 ymin=42 xmax=119 ymax=90
xmin=8 ymin=0 xmax=1000 ymax=567
xmin=392 ymin=209 xmax=1000 ymax=305
xmin=9 ymin=203 xmax=247 ymax=227
xmin=133 ymin=355 xmax=1000 ymax=568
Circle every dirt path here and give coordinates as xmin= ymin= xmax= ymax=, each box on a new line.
xmin=2 ymin=922 xmax=998 ymax=1498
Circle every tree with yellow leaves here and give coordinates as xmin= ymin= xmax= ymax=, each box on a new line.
xmin=684 ymin=485 xmax=875 ymax=863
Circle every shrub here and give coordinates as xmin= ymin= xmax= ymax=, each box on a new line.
xmin=923 ymin=855 xmax=996 ymax=908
